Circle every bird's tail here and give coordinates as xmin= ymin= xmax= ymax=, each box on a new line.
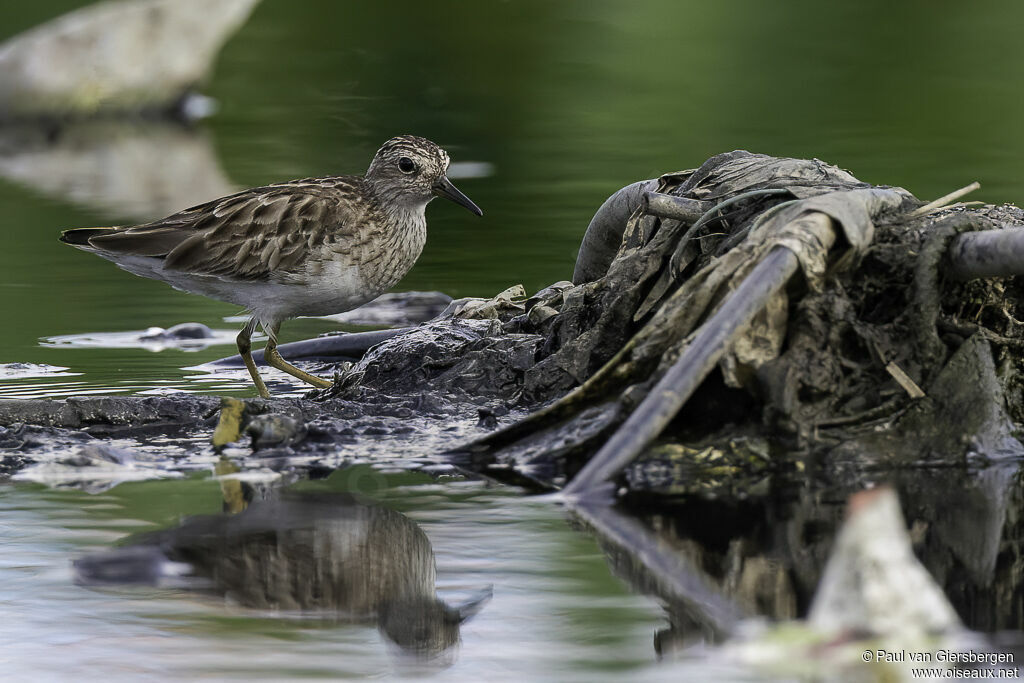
xmin=59 ymin=227 xmax=117 ymax=246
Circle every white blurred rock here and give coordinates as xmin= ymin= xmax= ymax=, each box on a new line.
xmin=0 ymin=0 xmax=258 ymax=117
xmin=809 ymin=486 xmax=961 ymax=637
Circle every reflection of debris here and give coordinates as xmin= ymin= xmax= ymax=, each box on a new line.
xmin=714 ymin=487 xmax=971 ymax=680
xmin=224 ymin=291 xmax=455 ymax=328
xmin=74 ymin=493 xmax=491 ymax=663
xmin=13 ymin=444 xmax=184 ymax=492
xmin=0 ymin=0 xmax=259 ymax=118
xmin=61 ymin=442 xmax=140 ymax=466
xmin=446 ymin=161 xmax=494 ymax=179
xmin=587 ymin=485 xmax=986 ymax=679
xmin=624 ymin=437 xmax=774 ymax=499
xmin=0 ymin=120 xmax=235 ymax=221
xmin=320 ymin=291 xmax=453 ymax=327
xmin=42 ymin=323 xmax=238 ymax=351
xmin=572 ymin=501 xmax=744 ymax=641
xmin=138 ymin=322 xmax=216 ymax=342
xmin=0 ymin=362 xmax=78 ymax=380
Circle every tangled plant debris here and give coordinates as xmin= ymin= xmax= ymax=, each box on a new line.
xmin=446 ymin=151 xmax=1024 ymax=491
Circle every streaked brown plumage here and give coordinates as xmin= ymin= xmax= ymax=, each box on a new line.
xmin=60 ymin=135 xmax=483 ymax=397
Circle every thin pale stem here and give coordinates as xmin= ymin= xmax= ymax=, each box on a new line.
xmin=910 ymin=181 xmax=981 ymax=217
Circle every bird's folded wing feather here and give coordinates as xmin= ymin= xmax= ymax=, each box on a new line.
xmin=83 ymin=179 xmax=366 ymax=280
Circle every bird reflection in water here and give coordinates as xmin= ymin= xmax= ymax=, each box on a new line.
xmin=73 ymin=493 xmax=490 ymax=664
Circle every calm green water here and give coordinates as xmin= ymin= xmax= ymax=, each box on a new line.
xmin=3 ymin=1 xmax=1024 ymax=680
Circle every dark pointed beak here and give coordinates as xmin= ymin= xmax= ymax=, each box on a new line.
xmin=433 ymin=175 xmax=483 ymax=216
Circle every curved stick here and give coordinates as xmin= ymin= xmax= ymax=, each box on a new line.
xmin=210 ymin=327 xmax=412 ymax=367
xmin=572 ymin=179 xmax=659 ymax=284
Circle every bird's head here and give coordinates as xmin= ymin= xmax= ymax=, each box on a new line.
xmin=366 ymin=135 xmax=482 ymax=216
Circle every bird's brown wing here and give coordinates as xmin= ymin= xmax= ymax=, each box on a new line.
xmin=81 ymin=177 xmax=367 ymax=280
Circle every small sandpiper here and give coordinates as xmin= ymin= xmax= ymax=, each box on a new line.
xmin=60 ymin=135 xmax=483 ymax=398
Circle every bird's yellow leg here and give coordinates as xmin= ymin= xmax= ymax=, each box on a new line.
xmin=264 ymin=323 xmax=333 ymax=389
xmin=236 ymin=320 xmax=270 ymax=398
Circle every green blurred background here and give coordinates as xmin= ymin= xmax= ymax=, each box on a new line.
xmin=2 ymin=0 xmax=1023 ymax=397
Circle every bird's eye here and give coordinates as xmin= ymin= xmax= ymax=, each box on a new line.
xmin=398 ymin=157 xmax=416 ymax=174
